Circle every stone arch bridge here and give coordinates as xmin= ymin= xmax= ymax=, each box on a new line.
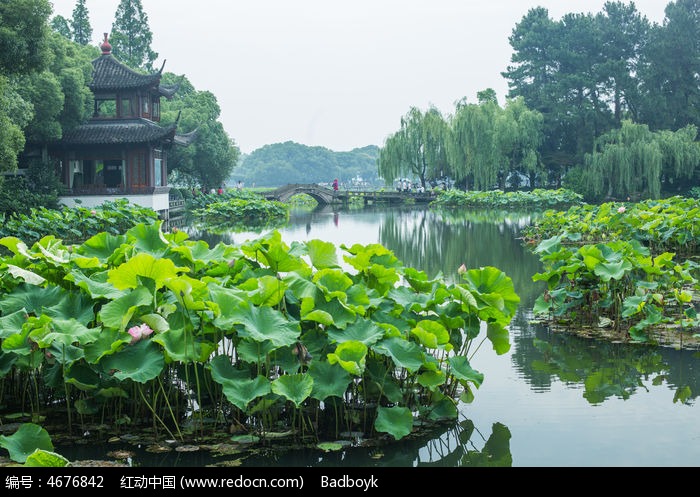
xmin=263 ymin=183 xmax=437 ymax=206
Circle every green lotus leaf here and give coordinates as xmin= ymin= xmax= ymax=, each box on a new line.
xmin=271 ymin=373 xmax=313 ymax=408
xmin=100 ymin=340 xmax=165 ymax=383
xmin=403 ymin=266 xmax=439 ymax=292
xmin=579 ymin=243 xmax=610 ymax=266
xmin=165 ymin=276 xmax=211 ymax=311
xmin=240 ymin=274 xmax=287 ymax=307
xmin=208 ymin=284 xmax=249 ymax=329
xmin=365 ymin=361 xmax=403 ymax=403
xmin=65 ymin=269 xmax=125 ymax=300
xmin=373 ymin=336 xmax=425 ymax=372
xmin=314 ymin=298 xmax=357 ymax=329
xmin=306 ymin=239 xmax=339 ymax=269
xmin=44 ymin=292 xmax=96 ymax=325
xmin=69 ymin=253 xmax=102 ymax=269
xmin=452 ymin=285 xmax=479 ymax=310
xmin=426 ymin=393 xmax=458 ymax=421
xmin=533 ymin=235 xmax=562 ymax=255
xmin=461 ymin=266 xmax=520 ymax=318
xmin=283 ymin=272 xmax=321 ymax=300
xmin=208 ymin=354 xmax=249 ymax=381
xmin=314 ymin=268 xmax=353 ymax=294
xmin=448 ymin=355 xmax=484 ymax=388
xmin=237 ymin=339 xmax=277 ymax=364
xmin=342 ymin=243 xmax=400 ymax=271
xmin=33 ymin=236 xmax=71 ymax=265
xmin=99 ymin=286 xmax=153 ymax=331
xmin=169 ymin=239 xmax=237 ymax=268
xmin=246 ymin=231 xmax=307 ymax=273
xmin=346 ymin=284 xmax=371 ymax=310
xmin=0 ymin=309 xmax=29 ymax=339
xmin=126 ymin=221 xmax=169 ymax=254
xmin=388 ymin=286 xmax=433 ymax=312
xmin=365 ymin=263 xmax=401 ymax=295
xmin=32 ymin=318 xmax=98 ymax=348
xmin=232 ymin=304 xmax=301 ymax=348
xmin=23 ymin=449 xmax=70 ymax=467
xmin=0 ymin=351 xmax=18 ymax=377
xmin=76 ymin=232 xmax=129 ymax=262
xmin=417 ymin=370 xmax=446 ymax=391
xmin=0 ymin=284 xmax=65 ymax=315
xmin=594 ymin=259 xmax=633 ymax=282
xmin=327 ymin=340 xmax=367 ymax=376
xmin=107 ymin=253 xmax=188 ymax=290
xmin=221 ymin=375 xmax=271 ymax=411
xmin=374 ymin=406 xmax=413 ymax=440
xmin=0 ymin=423 xmax=54 ymax=464
xmin=140 ymin=313 xmax=170 ymax=333
xmin=0 ymin=236 xmax=31 ymax=258
xmin=153 ymin=327 xmax=217 ymax=363
xmin=328 ymin=318 xmax=384 ymax=345
xmin=411 ymin=320 xmax=451 ymax=350
xmin=6 ymin=265 xmax=45 ymax=285
xmin=2 ymin=321 xmax=32 ymax=355
xmin=83 ymin=329 xmax=129 ymax=363
xmin=299 ymin=329 xmax=332 ymax=361
xmin=300 ymin=303 xmax=334 ymax=327
xmin=308 ymin=361 xmax=351 ymax=400
xmin=486 ymin=322 xmax=511 ymax=355
xmin=64 ymin=362 xmax=100 ymax=390
xmin=622 ymin=295 xmax=646 ymax=318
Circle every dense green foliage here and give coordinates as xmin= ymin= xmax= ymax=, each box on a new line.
xmin=0 ymin=198 xmax=158 ymax=245
xmin=523 ymin=196 xmax=700 ymax=344
xmin=189 ymin=189 xmax=290 ymax=232
xmin=0 ymin=221 xmax=518 ymax=455
xmin=238 ymin=142 xmax=380 ymax=187
xmin=430 ymin=188 xmax=583 ymax=210
xmin=161 ymin=74 xmax=241 ymax=191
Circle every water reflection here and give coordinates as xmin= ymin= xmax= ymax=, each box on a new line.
xmin=173 ymin=204 xmax=700 ymax=466
xmin=510 ymin=323 xmax=700 ymax=405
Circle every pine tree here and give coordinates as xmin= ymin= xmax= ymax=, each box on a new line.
xmin=110 ymin=0 xmax=158 ymax=71
xmin=71 ymin=0 xmax=92 ymax=45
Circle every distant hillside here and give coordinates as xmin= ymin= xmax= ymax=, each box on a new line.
xmin=232 ymin=142 xmax=381 ymax=188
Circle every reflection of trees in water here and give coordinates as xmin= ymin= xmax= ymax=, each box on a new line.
xmin=237 ymin=417 xmax=512 ymax=467
xmin=378 ymin=208 xmax=544 ymax=306
xmin=511 ymin=324 xmax=700 ymax=404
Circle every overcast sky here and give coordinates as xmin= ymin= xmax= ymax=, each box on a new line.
xmin=50 ymin=0 xmax=668 ymax=154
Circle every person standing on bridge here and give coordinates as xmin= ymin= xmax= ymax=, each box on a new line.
xmin=332 ymin=178 xmax=339 ymax=192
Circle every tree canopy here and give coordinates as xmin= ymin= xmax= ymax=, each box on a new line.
xmin=110 ymin=0 xmax=158 ymax=71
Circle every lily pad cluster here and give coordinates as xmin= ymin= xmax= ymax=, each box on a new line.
xmin=0 ymin=221 xmax=518 ymax=446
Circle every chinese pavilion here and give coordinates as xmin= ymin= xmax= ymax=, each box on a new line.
xmin=47 ymin=33 xmax=195 ymax=219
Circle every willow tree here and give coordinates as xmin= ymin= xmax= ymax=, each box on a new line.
xmin=582 ymin=120 xmax=662 ymax=200
xmin=377 ymin=106 xmax=448 ymax=189
xmin=447 ymin=97 xmax=499 ymax=190
xmin=493 ymin=96 xmax=544 ymax=189
xmin=657 ymin=124 xmax=700 ymax=194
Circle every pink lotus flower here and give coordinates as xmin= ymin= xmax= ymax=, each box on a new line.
xmin=617 ymin=206 xmax=626 ymax=214
xmin=458 ymin=264 xmax=467 ymax=274
xmin=90 ymin=210 xmax=97 ymax=216
xmin=127 ymin=323 xmax=153 ymax=344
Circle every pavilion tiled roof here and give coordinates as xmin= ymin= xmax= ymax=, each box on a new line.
xmin=90 ymin=54 xmax=162 ymax=91
xmin=90 ymin=33 xmax=177 ymax=98
xmin=59 ymin=119 xmax=178 ymax=146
